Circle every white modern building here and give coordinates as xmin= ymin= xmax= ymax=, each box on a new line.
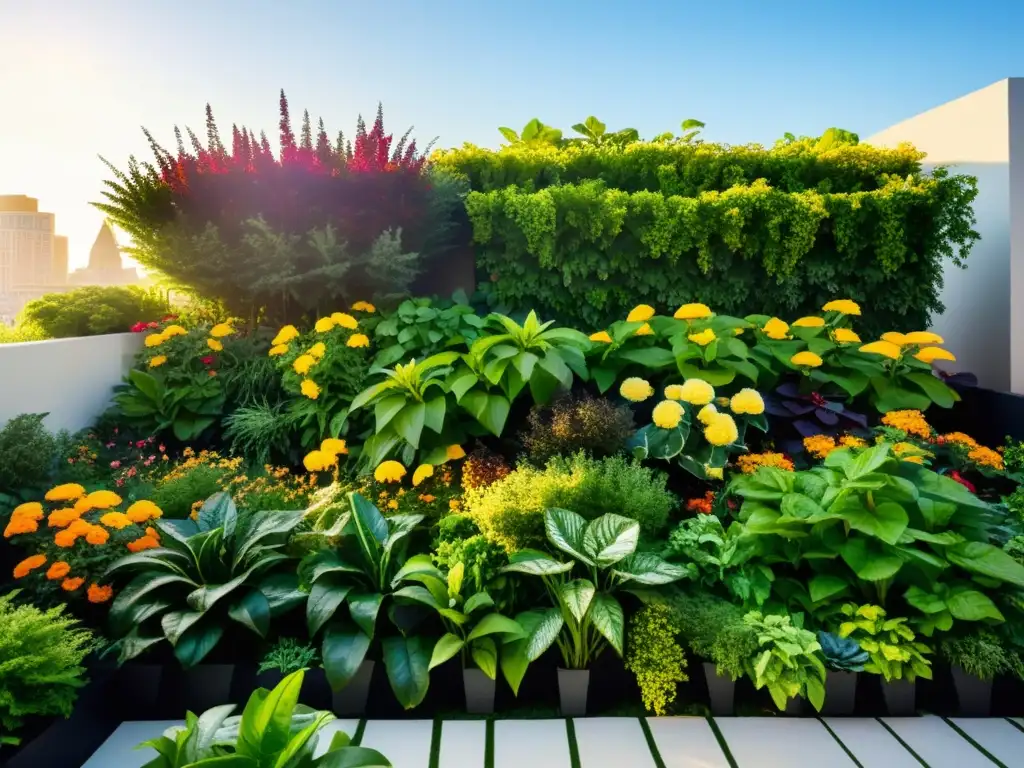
xmin=0 ymin=195 xmax=68 ymax=323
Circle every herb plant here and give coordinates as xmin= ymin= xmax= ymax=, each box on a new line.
xmin=258 ymin=637 xmax=318 ymax=676
xmin=743 ymin=611 xmax=826 ymax=711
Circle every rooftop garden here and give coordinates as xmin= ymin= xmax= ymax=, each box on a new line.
xmin=4 ymin=96 xmax=1020 ymax=765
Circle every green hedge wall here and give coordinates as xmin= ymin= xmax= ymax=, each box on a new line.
xmin=434 ymin=140 xmax=979 ymax=335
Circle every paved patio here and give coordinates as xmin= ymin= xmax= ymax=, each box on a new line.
xmin=82 ymin=714 xmax=1024 ymax=767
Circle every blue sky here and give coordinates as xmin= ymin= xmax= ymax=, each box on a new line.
xmin=0 ymin=0 xmax=1019 ymax=268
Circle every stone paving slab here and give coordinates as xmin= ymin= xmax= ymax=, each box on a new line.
xmin=494 ymin=719 xmax=572 ymax=768
xmin=358 ymin=719 xmax=434 ymax=768
xmin=823 ymin=717 xmax=922 ymax=768
xmin=715 ymin=717 xmax=858 ymax=767
xmin=646 ymin=717 xmax=730 ymax=768
xmin=438 ymin=720 xmax=486 ymax=768
xmin=574 ymin=717 xmax=656 ymax=768
xmin=882 ymin=716 xmax=995 ymax=768
xmin=80 ymin=721 xmax=182 ymax=767
xmin=949 ymin=717 xmax=1024 ymax=767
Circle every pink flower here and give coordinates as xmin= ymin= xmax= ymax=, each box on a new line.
xmin=127 ymin=467 xmax=137 ymax=477
xmin=135 ymin=440 xmax=146 ymax=448
xmin=116 ymin=478 xmax=125 ymax=487
xmin=106 ymin=442 xmax=115 ymax=449
xmin=110 ymin=460 xmax=121 ymax=469
xmin=158 ymin=444 xmax=165 ymax=452
xmin=114 ymin=428 xmax=119 ymax=434
xmin=67 ymin=458 xmax=74 ymax=464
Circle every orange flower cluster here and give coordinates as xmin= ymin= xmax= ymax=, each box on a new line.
xmin=736 ymin=452 xmax=795 ymax=474
xmin=804 ymin=435 xmax=838 ymax=459
xmin=686 ymin=492 xmax=716 ymax=515
xmin=462 ymin=450 xmax=511 ymax=491
xmin=881 ymin=410 xmax=932 ymax=439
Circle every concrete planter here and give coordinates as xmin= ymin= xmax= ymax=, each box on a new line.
xmin=881 ymin=678 xmax=916 ymax=716
xmin=331 ymin=661 xmax=375 ymax=716
xmin=557 ymin=668 xmax=590 ymax=716
xmin=951 ymin=666 xmax=992 ymax=717
xmin=703 ymin=663 xmax=736 ymax=716
xmin=822 ymin=671 xmax=858 ymax=716
xmin=463 ymin=668 xmax=497 ymax=714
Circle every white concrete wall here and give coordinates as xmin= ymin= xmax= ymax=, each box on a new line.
xmin=0 ymin=333 xmax=142 ymax=434
xmin=866 ymin=78 xmax=1022 ymax=393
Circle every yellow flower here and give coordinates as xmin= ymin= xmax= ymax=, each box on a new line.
xmin=792 ymin=316 xmax=825 ymax=328
xmin=272 ymin=325 xmax=299 ymax=345
xmin=331 ymin=313 xmax=359 ymax=330
xmin=652 ymin=400 xmax=684 ymax=429
xmin=308 ymin=342 xmax=327 ymax=360
xmin=320 ymin=438 xmax=348 ymax=456
xmin=85 ymin=490 xmax=122 ymax=509
xmin=839 ymin=435 xmax=868 ymax=448
xmin=293 ymin=354 xmax=317 ymax=375
xmin=347 ymin=334 xmax=370 ymax=348
xmin=902 ymin=455 xmax=926 ymax=465
xmin=99 ymin=512 xmax=133 ymax=530
xmin=880 ymin=332 xmax=908 ymax=346
xmin=674 ymin=303 xmax=712 ymax=320
xmin=300 ymin=379 xmax=320 ymax=400
xmin=688 ymin=328 xmax=716 ymax=346
xmin=303 ymin=450 xmax=337 ymax=472
xmin=620 ymin=377 xmax=654 ymax=402
xmin=210 ymin=323 xmax=234 ymax=338
xmin=736 ymin=452 xmax=794 ymax=474
xmin=915 ymin=346 xmax=956 ymax=364
xmin=315 ymin=317 xmax=336 ymax=333
xmin=207 ymin=338 xmax=223 ymax=352
xmin=804 ymin=435 xmax=838 ymax=459
xmin=678 ymin=378 xmax=716 ymax=406
xmin=149 ymin=355 xmax=168 ymax=368
xmin=47 ymin=508 xmax=83 ymax=528
xmin=162 ymin=324 xmax=188 ymax=337
xmin=269 ymin=344 xmax=289 ymax=357
xmin=446 ymin=445 xmax=466 ymax=461
xmin=45 ymin=484 xmax=85 ymax=502
xmin=969 ymin=445 xmax=1004 ymax=471
xmin=697 ymin=404 xmax=718 ymax=424
xmin=729 ymin=388 xmax=765 ymax=415
xmin=635 ymin=323 xmax=654 ymax=336
xmin=351 ymin=301 xmax=376 ymax=313
xmin=374 ymin=461 xmax=407 ymax=483
xmin=903 ymin=331 xmax=944 ymax=345
xmin=822 ymin=299 xmax=861 ymax=316
xmin=589 ymin=331 xmax=613 ymax=343
xmin=704 ymin=413 xmax=739 ymax=446
xmin=881 ymin=410 xmax=931 ymax=439
xmin=791 ymin=351 xmax=823 ymax=367
xmin=627 ymin=304 xmax=656 ymax=322
xmin=832 ymin=328 xmax=861 ymax=344
xmin=762 ymin=318 xmax=790 ymax=340
xmin=144 ymin=333 xmax=166 ymax=348
xmin=859 ymin=341 xmax=902 ymax=360
xmin=664 ymin=384 xmax=685 ymax=400
xmin=125 ymin=500 xmax=163 ymax=523
xmin=705 ymin=466 xmax=724 ymax=480
xmin=412 ymin=464 xmax=434 ymax=486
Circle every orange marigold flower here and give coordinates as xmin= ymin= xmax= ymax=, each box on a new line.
xmin=87 ymin=583 xmax=114 ymax=603
xmin=804 ymin=435 xmax=838 ymax=459
xmin=48 ymin=508 xmax=84 ymax=528
xmin=126 ymin=535 xmax=160 ymax=553
xmin=54 ymin=529 xmax=78 ymax=547
xmin=942 ymin=432 xmax=979 ymax=449
xmin=85 ymin=526 xmax=110 ymax=545
xmin=881 ymin=410 xmax=931 ymax=439
xmin=685 ymin=491 xmax=716 ymax=515
xmin=100 ymin=512 xmax=133 ymax=530
xmin=736 ymin=452 xmax=795 ymax=474
xmin=419 ymin=494 xmax=436 ymax=503
xmin=145 ymin=526 xmax=160 ymax=539
xmin=46 ymin=561 xmax=71 ymax=580
xmin=84 ymin=490 xmax=122 ymax=509
xmin=4 ymin=516 xmax=39 ymax=538
xmin=838 ymin=435 xmax=868 ymax=448
xmin=12 ymin=502 xmax=44 ymax=521
xmin=45 ymin=483 xmax=86 ymax=502
xmin=969 ymin=445 xmax=1004 ymax=471
xmin=13 ymin=554 xmax=47 ymax=578
xmin=61 ymin=577 xmax=85 ymax=592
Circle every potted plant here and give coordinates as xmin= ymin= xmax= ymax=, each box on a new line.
xmin=138 ymin=669 xmax=391 ymax=766
xmin=939 ymin=630 xmax=1019 ymax=717
xmin=502 ymin=508 xmax=688 ymax=716
xmin=742 ymin=612 xmax=826 ymax=714
xmin=253 ymin=638 xmax=330 ymax=710
xmin=818 ymin=631 xmax=869 ymax=715
xmin=394 ymin=561 xmax=524 ymax=713
xmin=835 ymin=604 xmax=932 ymax=716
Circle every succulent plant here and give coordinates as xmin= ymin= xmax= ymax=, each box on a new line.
xmin=817 ymin=630 xmax=869 ymax=672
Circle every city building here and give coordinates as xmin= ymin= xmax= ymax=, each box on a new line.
xmin=0 ymin=195 xmax=70 ymax=324
xmin=68 ymin=222 xmax=139 ymax=287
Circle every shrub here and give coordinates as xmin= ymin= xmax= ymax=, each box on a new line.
xmin=258 ymin=637 xmax=319 ymax=675
xmin=625 ymin=602 xmax=688 ymax=715
xmin=0 ymin=322 xmax=46 ymax=344
xmin=0 ymin=414 xmax=60 ymax=496
xmin=432 ymin=515 xmax=509 ymax=603
xmin=463 ymin=452 xmax=675 ymax=551
xmin=940 ymin=629 xmax=1024 ymax=681
xmin=522 ymin=393 xmax=635 ymax=463
xmin=666 ymin=591 xmax=758 ymax=680
xmin=0 ymin=590 xmax=95 ymax=744
xmin=17 ymin=286 xmax=167 ymax=338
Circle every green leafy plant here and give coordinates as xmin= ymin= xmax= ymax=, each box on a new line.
xmin=743 ymin=611 xmax=826 ymax=711
xmin=104 ymin=493 xmax=306 ymax=667
xmin=624 ymin=602 xmax=688 ymax=715
xmin=835 ymin=604 xmax=932 ymax=683
xmin=300 ymin=492 xmax=432 ymax=709
xmin=113 ymin=368 xmax=225 ymax=442
xmin=498 ymin=119 xmax=563 ymax=146
xmin=223 ymin=400 xmax=300 ymax=467
xmin=0 ymin=413 xmax=60 ymax=498
xmin=0 ymin=590 xmax=95 ymax=746
xmin=522 ymin=393 xmax=635 ymax=463
xmin=258 ymin=638 xmax=319 ymax=676
xmin=371 ymin=293 xmax=485 ymax=368
xmin=502 ymin=508 xmax=689 ymax=670
xmin=666 ymin=591 xmax=758 ymax=680
xmin=19 ymin=285 xmax=167 ymax=338
xmin=569 ymin=116 xmax=639 ymax=147
xmin=817 ymin=631 xmax=869 ymax=672
xmin=432 ymin=515 xmax=511 ymax=607
xmin=139 ymin=669 xmax=391 ymax=766
xmin=939 ymin=629 xmax=1024 ymax=681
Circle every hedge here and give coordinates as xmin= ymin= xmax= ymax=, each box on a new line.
xmin=435 ymin=137 xmax=979 ymax=335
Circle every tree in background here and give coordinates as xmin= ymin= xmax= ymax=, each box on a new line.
xmin=95 ymin=92 xmax=466 ymax=324
xmin=18 ymin=286 xmax=168 ymax=339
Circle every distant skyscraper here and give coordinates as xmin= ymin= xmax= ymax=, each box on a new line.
xmin=0 ymin=195 xmax=70 ymax=323
xmin=68 ymin=222 xmax=139 ymax=287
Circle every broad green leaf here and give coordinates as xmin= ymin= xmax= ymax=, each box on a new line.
xmin=348 ymin=492 xmax=388 ymax=560
xmin=544 ymin=508 xmax=592 ymax=564
xmin=322 ymin=623 xmax=371 ymax=691
xmin=227 ymin=589 xmax=271 ymax=637
xmin=470 ymin=637 xmax=499 ymax=679
xmin=423 ymin=396 xmax=447 ymax=433
xmin=502 ymin=549 xmax=574 ymax=576
xmin=840 ymin=499 xmax=909 ymax=545
xmin=904 ymin=585 xmax=948 ymax=614
xmin=612 ymin=553 xmax=690 ymax=585
xmin=464 ymin=591 xmax=494 ymax=615
xmin=172 ymin=620 xmax=224 ymax=668
xmin=236 ymin=669 xmax=303 ymax=759
xmin=382 ymin=635 xmax=431 ymax=710
xmin=581 ymin=514 xmax=639 ymax=566
xmin=947 ymin=589 xmax=1005 ymax=622
xmin=307 ymin=578 xmax=352 ymax=637
xmin=558 ymin=580 xmax=596 ymax=623
xmin=461 ymin=390 xmax=510 ymax=436
xmin=524 ymin=607 xmax=564 ymax=661
xmin=374 ymin=394 xmax=408 ymax=433
xmin=428 ymin=633 xmax=465 ymax=670
xmin=467 ymin=612 xmax=525 ymax=641
xmin=905 ymin=372 xmax=958 ymax=408
xmin=779 ymin=492 xmax=826 ymax=521
xmin=809 ymin=574 xmax=849 ymax=604
xmin=107 ymin=572 xmax=198 ymax=636
xmin=393 ymin=585 xmax=443 ymax=611
xmin=589 ymin=593 xmax=625 ymax=655
xmin=392 ymin=401 xmax=426 ymax=448
xmin=947 ymin=542 xmax=1024 ymax=588
xmin=840 ymin=538 xmax=903 ymax=582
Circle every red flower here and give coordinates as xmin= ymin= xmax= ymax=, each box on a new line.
xmin=146 ymin=321 xmax=159 ymax=329
xmin=130 ymin=322 xmax=148 ymax=333
xmin=949 ymin=470 xmax=975 ymax=494
xmin=201 ymin=355 xmax=215 ymax=365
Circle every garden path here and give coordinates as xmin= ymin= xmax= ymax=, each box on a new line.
xmin=81 ymin=714 xmax=1024 ymax=767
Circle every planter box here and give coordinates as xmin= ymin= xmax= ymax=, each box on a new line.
xmin=703 ymin=662 xmax=735 ymax=716
xmin=463 ymin=668 xmax=496 ymax=714
xmin=331 ymin=661 xmax=375 ymax=716
xmin=951 ymin=666 xmax=992 ymax=717
xmin=167 ymin=664 xmax=236 ymax=713
xmin=557 ymin=668 xmax=590 ymax=716
xmin=881 ymin=679 xmax=916 ymax=716
xmin=822 ymin=671 xmax=858 ymax=716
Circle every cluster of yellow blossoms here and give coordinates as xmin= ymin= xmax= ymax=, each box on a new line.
xmin=736 ymin=452 xmax=795 ymax=474
xmin=371 ymin=446 xmax=466 ymax=489
xmin=146 ymin=321 xmax=235 ymax=369
xmin=939 ymin=431 xmax=1004 ymax=471
xmin=269 ymin=303 xmax=375 ymax=400
xmin=302 ymin=438 xmax=350 ymax=473
xmin=881 ymin=410 xmax=932 ymax=439
xmin=4 ymin=483 xmax=165 ymax=603
xmin=859 ymin=331 xmax=955 ymax=365
xmin=803 ymin=434 xmax=867 ymax=459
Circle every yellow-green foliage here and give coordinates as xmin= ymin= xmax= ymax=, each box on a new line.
xmin=625 ymin=603 xmax=688 ymax=715
xmin=463 ymin=452 xmax=674 ymax=551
